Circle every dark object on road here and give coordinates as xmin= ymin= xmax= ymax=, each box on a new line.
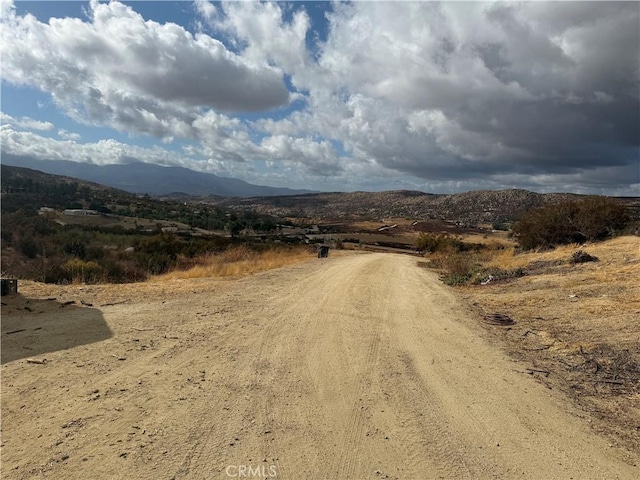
xmin=318 ymin=245 xmax=330 ymax=258
xmin=483 ymin=313 xmax=515 ymax=326
xmin=570 ymin=250 xmax=599 ymax=264
xmin=1 ymin=279 xmax=18 ymax=296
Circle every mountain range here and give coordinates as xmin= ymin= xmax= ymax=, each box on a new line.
xmin=0 ymin=156 xmax=314 ymax=197
xmin=2 ymin=159 xmax=638 ymax=226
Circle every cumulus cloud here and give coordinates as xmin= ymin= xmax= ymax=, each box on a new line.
xmin=0 ymin=123 xmax=244 ymax=178
xmin=57 ymin=129 xmax=81 ymax=141
xmin=2 ymin=1 xmax=639 ymax=194
xmin=261 ymin=135 xmax=342 ymax=176
xmin=263 ymin=1 xmax=639 ymax=191
xmin=2 ymin=124 xmax=172 ymax=166
xmin=209 ymin=1 xmax=311 ymax=77
xmin=0 ymin=112 xmax=54 ymax=131
xmin=0 ymin=0 xmax=289 ymax=138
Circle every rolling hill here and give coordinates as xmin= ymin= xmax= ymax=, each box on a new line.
xmin=216 ymin=189 xmax=640 ymax=225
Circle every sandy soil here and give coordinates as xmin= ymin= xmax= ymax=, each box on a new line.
xmin=2 ymin=252 xmax=638 ymax=479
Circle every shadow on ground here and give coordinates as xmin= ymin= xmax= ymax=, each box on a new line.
xmin=1 ymin=293 xmax=112 ymax=364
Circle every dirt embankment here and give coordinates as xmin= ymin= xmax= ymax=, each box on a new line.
xmin=2 ymin=252 xmax=638 ymax=479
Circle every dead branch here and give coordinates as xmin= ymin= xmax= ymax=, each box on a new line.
xmin=5 ymin=328 xmax=27 ymax=335
xmin=26 ymin=359 xmax=47 ymax=365
xmin=526 ymin=368 xmax=551 ymax=376
xmin=595 ymin=379 xmax=624 ymax=385
xmin=100 ymin=300 xmax=129 ymax=307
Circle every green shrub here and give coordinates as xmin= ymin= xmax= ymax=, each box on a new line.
xmin=62 ymin=258 xmax=102 ymax=283
xmin=491 ymin=220 xmax=511 ymax=231
xmin=471 ymin=267 xmax=526 ymax=285
xmin=133 ymin=234 xmax=180 ymax=274
xmin=513 ymin=197 xmax=629 ymax=250
xmin=430 ymin=252 xmax=525 ymax=286
xmin=64 ymin=240 xmax=87 ymax=259
xmin=442 ymin=274 xmax=473 ymax=286
xmin=415 ymin=233 xmax=484 ymax=254
xmin=434 ymin=253 xmax=481 ymax=285
xmin=19 ymin=237 xmax=39 ymax=258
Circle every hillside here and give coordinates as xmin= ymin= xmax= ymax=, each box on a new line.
xmin=4 ymin=164 xmax=637 ymax=227
xmin=0 ymin=165 xmax=273 ymax=230
xmin=217 ymin=189 xmax=640 ymax=225
xmin=1 ymin=164 xmax=135 ymax=212
xmin=0 ymin=165 xmax=287 ymax=283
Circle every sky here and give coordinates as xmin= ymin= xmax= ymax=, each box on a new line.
xmin=1 ymin=0 xmax=639 ymax=195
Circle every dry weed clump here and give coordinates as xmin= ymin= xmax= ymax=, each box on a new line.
xmin=428 ymin=246 xmax=526 ymax=286
xmin=150 ymin=245 xmax=312 ymax=281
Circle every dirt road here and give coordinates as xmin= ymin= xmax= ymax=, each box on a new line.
xmin=2 ymin=253 xmax=637 ymax=479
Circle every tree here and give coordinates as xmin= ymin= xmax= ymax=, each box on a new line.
xmin=512 ymin=197 xmax=630 ymax=250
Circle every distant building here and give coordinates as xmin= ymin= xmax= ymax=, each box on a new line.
xmin=63 ymin=209 xmax=98 ymax=216
xmin=39 ymin=207 xmax=55 ymax=215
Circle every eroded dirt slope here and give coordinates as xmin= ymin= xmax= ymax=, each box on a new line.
xmin=2 ymin=253 xmax=637 ymax=479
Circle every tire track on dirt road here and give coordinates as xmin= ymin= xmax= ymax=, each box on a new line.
xmin=331 ymin=258 xmax=388 ymax=480
xmin=2 ymin=253 xmax=638 ymax=480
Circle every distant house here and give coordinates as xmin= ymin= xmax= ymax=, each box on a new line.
xmin=63 ymin=209 xmax=98 ymax=216
xmin=38 ymin=207 xmax=55 ymax=215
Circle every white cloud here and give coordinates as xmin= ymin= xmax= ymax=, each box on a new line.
xmin=0 ymin=112 xmax=54 ymax=131
xmin=193 ymin=1 xmax=217 ymax=23
xmin=260 ymin=135 xmax=342 ymax=176
xmin=57 ymin=129 xmax=81 ymax=141
xmin=1 ymin=123 xmax=214 ymax=172
xmin=1 ymin=1 xmax=638 ymax=195
xmin=0 ymin=0 xmax=289 ymax=138
xmin=213 ymin=1 xmax=310 ymax=76
xmin=264 ymin=1 xmax=639 ymax=188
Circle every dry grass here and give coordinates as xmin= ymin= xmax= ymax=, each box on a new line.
xmin=461 ymin=232 xmax=514 ymax=247
xmin=485 ymin=236 xmax=640 ymax=271
xmin=149 ymin=245 xmax=313 ymax=281
xmin=456 ymin=235 xmax=640 ymax=453
xmin=463 ymin=236 xmax=640 ymax=341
